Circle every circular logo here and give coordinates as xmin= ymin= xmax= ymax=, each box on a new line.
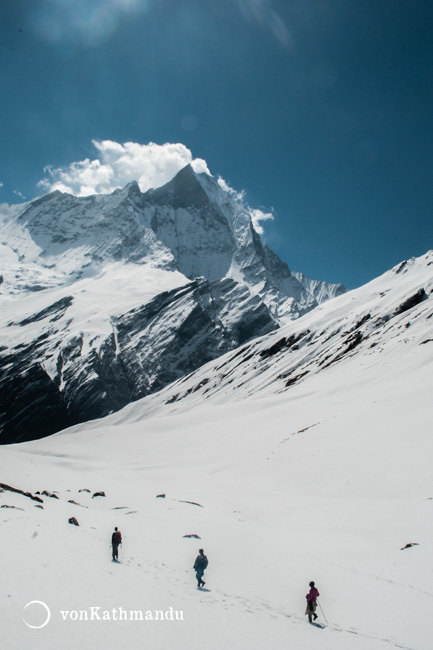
xmin=23 ymin=600 xmax=51 ymax=629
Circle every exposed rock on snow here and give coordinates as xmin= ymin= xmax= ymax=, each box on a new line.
xmin=41 ymin=490 xmax=59 ymax=499
xmin=0 ymin=482 xmax=44 ymax=503
xmin=393 ymin=287 xmax=427 ymax=315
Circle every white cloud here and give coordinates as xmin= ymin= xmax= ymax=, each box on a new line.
xmin=13 ymin=190 xmax=26 ymax=200
xmin=38 ymin=140 xmax=211 ymax=197
xmin=217 ymin=176 xmax=274 ymax=235
xmin=0 ymin=181 xmax=4 ymax=188
xmin=217 ymin=176 xmax=245 ymax=202
xmin=249 ymin=208 xmax=274 ymax=235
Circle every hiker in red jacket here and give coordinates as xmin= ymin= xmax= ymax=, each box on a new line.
xmin=305 ymin=581 xmax=320 ymax=623
xmin=111 ymin=527 xmax=122 ymax=561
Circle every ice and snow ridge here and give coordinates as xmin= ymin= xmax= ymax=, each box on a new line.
xmin=100 ymin=251 xmax=433 ymax=423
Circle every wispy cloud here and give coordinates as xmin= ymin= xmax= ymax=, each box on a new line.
xmin=236 ymin=0 xmax=292 ymax=50
xmin=249 ymin=208 xmax=274 ymax=235
xmin=38 ymin=140 xmax=211 ymax=196
xmin=13 ymin=190 xmax=26 ymax=200
xmin=0 ymin=181 xmax=4 ymax=188
xmin=217 ymin=177 xmax=274 ymax=235
xmin=31 ymin=0 xmax=152 ymax=48
xmin=217 ymin=176 xmax=245 ymax=202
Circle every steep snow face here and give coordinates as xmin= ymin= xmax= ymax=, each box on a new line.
xmin=137 ymin=164 xmax=328 ymax=318
xmin=0 ymin=183 xmax=176 ymax=294
xmin=0 ymin=164 xmax=347 ymax=441
xmin=144 ymin=166 xmax=237 ymax=282
xmin=292 ymin=270 xmax=346 ymax=305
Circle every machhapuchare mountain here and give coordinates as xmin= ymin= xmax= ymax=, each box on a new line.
xmin=0 ymin=165 xmax=345 ymax=443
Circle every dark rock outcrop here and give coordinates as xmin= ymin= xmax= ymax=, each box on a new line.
xmin=0 ymin=482 xmax=44 ymax=503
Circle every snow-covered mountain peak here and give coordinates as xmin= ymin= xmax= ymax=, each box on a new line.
xmin=146 ymin=163 xmax=212 ymax=209
xmin=1 ymin=164 xmax=344 ymax=314
xmin=0 ymin=164 xmax=352 ymax=441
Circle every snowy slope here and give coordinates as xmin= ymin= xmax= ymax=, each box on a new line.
xmin=90 ymin=251 xmax=433 ymax=420
xmin=1 ymin=252 xmax=432 ymax=650
xmin=0 ymin=165 xmax=345 ymax=442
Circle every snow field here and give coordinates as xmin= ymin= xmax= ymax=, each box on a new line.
xmin=2 ymin=331 xmax=432 ymax=650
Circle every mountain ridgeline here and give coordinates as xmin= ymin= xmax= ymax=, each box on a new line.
xmin=0 ymin=165 xmax=345 ymax=443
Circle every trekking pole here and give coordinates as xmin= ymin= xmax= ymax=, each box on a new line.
xmin=317 ymin=600 xmax=328 ymax=624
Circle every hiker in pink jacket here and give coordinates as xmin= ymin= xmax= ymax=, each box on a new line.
xmin=305 ymin=581 xmax=320 ymax=623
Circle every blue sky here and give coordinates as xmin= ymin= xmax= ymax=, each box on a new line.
xmin=1 ymin=0 xmax=432 ymax=289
